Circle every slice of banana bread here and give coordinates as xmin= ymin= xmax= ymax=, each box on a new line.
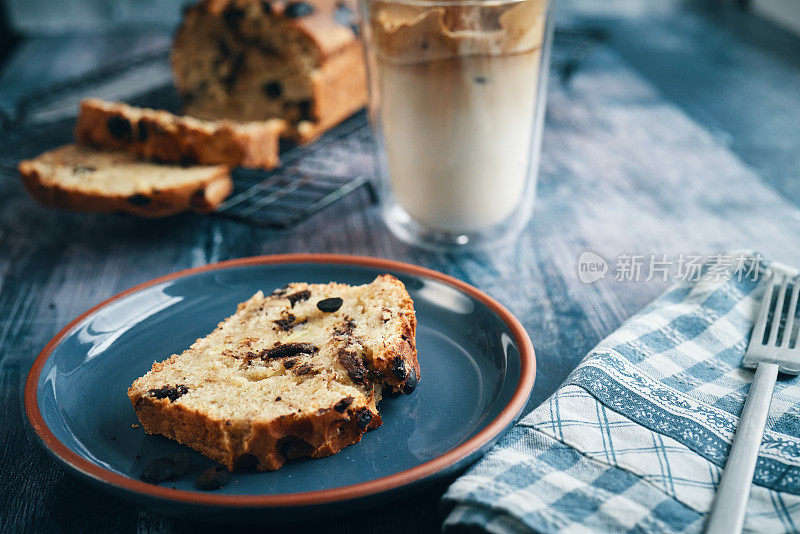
xmin=128 ymin=274 xmax=418 ymax=471
xmin=75 ymin=98 xmax=286 ymax=170
xmin=171 ymin=0 xmax=366 ymax=143
xmin=18 ymin=144 xmax=232 ymax=217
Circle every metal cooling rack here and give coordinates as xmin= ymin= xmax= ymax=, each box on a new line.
xmin=4 ymin=49 xmax=172 ymax=128
xmin=216 ymin=113 xmax=377 ymax=228
xmin=0 ymin=49 xmax=377 ymax=229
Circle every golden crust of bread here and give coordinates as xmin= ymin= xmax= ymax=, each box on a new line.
xmin=130 ymin=386 xmax=381 ymax=471
xmin=127 ymin=274 xmax=418 ymax=471
xmin=18 ymin=144 xmax=232 ymax=218
xmin=75 ymin=98 xmax=286 ymax=169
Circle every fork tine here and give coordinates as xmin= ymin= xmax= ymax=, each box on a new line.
xmin=768 ymin=276 xmax=789 ymax=346
xmin=783 ymin=279 xmax=800 ymax=348
xmin=752 ymin=273 xmax=777 ymax=347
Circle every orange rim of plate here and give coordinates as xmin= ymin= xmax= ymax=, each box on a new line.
xmin=24 ymin=254 xmax=536 ymax=508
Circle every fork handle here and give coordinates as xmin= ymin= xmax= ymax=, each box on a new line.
xmin=705 ymin=362 xmax=779 ymax=534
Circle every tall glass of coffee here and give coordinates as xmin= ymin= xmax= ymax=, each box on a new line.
xmin=359 ymin=0 xmax=554 ymax=249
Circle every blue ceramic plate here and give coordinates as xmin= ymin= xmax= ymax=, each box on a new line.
xmin=25 ymin=254 xmax=535 ymax=519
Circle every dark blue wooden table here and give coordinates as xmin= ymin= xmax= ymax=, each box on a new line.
xmin=2 ymin=1 xmax=800 ymax=531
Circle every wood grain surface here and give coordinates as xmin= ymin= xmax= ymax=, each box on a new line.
xmin=2 ymin=1 xmax=800 ymax=532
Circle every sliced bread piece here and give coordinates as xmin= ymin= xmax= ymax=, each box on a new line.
xmin=128 ymin=274 xmax=418 ymax=471
xmin=75 ymin=98 xmax=286 ymax=169
xmin=18 ymin=144 xmax=232 ymax=217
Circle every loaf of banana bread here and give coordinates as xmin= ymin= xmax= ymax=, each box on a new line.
xmin=171 ymin=0 xmax=366 ymax=143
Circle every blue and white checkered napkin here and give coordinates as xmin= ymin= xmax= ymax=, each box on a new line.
xmin=443 ymin=256 xmax=800 ymax=533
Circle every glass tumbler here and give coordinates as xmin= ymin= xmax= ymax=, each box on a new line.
xmin=359 ymin=0 xmax=554 ymax=250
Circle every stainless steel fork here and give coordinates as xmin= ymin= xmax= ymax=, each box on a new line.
xmin=706 ymin=268 xmax=800 ymax=534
